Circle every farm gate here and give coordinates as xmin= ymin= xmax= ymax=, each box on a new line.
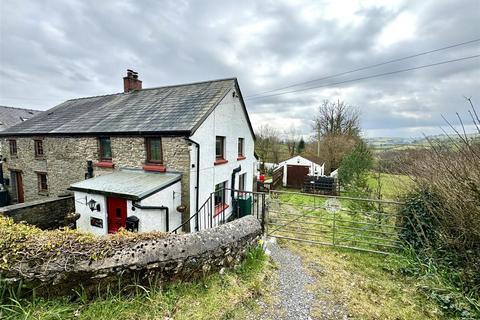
xmin=266 ymin=190 xmax=406 ymax=254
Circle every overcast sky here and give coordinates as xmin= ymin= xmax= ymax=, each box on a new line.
xmin=0 ymin=0 xmax=479 ymax=138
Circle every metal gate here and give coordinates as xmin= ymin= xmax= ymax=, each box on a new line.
xmin=266 ymin=190 xmax=406 ymax=254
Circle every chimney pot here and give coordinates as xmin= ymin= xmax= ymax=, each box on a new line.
xmin=123 ymin=69 xmax=142 ymax=92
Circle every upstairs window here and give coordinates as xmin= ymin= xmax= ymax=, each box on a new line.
xmin=238 ymin=138 xmax=244 ymax=157
xmin=9 ymin=140 xmax=17 ymax=156
xmin=37 ymin=172 xmax=48 ymax=193
xmin=216 ymin=136 xmax=225 ymax=160
xmin=146 ymin=138 xmax=163 ymax=164
xmin=99 ymin=137 xmax=112 ymax=161
xmin=34 ymin=139 xmax=44 ymax=158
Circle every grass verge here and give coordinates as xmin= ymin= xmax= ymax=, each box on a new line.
xmin=284 ymin=240 xmax=445 ymax=319
xmin=0 ymin=245 xmax=271 ymax=320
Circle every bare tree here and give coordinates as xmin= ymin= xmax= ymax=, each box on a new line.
xmin=255 ymin=124 xmax=280 ymax=170
xmin=283 ymin=126 xmax=300 ymax=157
xmin=312 ymin=99 xmax=360 ymax=155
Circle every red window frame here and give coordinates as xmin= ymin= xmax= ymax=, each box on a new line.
xmin=34 ymin=139 xmax=44 ymax=158
xmin=145 ymin=137 xmax=163 ymax=164
xmin=37 ymin=172 xmax=48 ymax=193
xmin=98 ymin=137 xmax=112 ymax=161
xmin=237 ymin=138 xmax=244 ymax=157
xmin=9 ymin=140 xmax=17 ymax=156
xmin=216 ymin=136 xmax=225 ymax=160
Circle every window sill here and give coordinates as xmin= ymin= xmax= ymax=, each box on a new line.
xmin=237 ymin=156 xmax=246 ymax=161
xmin=35 ymin=156 xmax=45 ymax=160
xmin=143 ymin=164 xmax=166 ymax=172
xmin=214 ymin=159 xmax=228 ymax=166
xmin=214 ymin=203 xmax=229 ymax=217
xmin=38 ymin=191 xmax=49 ymax=196
xmin=95 ymin=161 xmax=114 ymax=168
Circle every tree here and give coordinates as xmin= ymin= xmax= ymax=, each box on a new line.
xmin=255 ymin=124 xmax=280 ymax=170
xmin=312 ymin=99 xmax=361 ymax=172
xmin=313 ymin=99 xmax=360 ymax=139
xmin=283 ymin=127 xmax=300 ymax=157
xmin=338 ymin=141 xmax=374 ymax=188
xmin=297 ymin=137 xmax=305 ymax=154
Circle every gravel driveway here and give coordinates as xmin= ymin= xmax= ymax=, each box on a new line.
xmin=248 ymin=237 xmax=350 ymax=320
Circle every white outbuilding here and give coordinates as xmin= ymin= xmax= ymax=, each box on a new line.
xmin=278 ymin=155 xmax=325 ymax=188
xmin=70 ymin=169 xmax=183 ymax=235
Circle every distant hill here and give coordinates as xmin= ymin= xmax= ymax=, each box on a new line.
xmin=367 ymin=133 xmax=480 ymax=151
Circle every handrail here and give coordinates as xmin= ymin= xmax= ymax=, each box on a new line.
xmin=170 ymin=196 xmax=211 ymax=234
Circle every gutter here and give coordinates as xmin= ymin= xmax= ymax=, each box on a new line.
xmin=132 ymin=202 xmax=170 ymax=232
xmin=186 ymin=137 xmax=200 ymax=232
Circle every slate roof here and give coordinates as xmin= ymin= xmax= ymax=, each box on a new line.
xmin=0 ymin=106 xmax=43 ymax=131
xmin=0 ymin=78 xmax=249 ymax=136
xmin=69 ymin=169 xmax=181 ymax=200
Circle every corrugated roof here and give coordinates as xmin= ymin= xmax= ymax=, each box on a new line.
xmin=69 ymin=169 xmax=181 ymax=200
xmin=1 ymin=78 xmax=236 ymax=135
xmin=0 ymin=106 xmax=43 ymax=131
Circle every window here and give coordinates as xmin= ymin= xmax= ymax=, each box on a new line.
xmin=146 ymin=138 xmax=163 ymax=164
xmin=238 ymin=138 xmax=244 ymax=157
xmin=238 ymin=173 xmax=246 ymax=191
xmin=34 ymin=140 xmax=44 ymax=158
xmin=216 ymin=136 xmax=225 ymax=160
xmin=99 ymin=137 xmax=112 ymax=161
xmin=37 ymin=172 xmax=48 ymax=193
xmin=9 ymin=140 xmax=17 ymax=156
xmin=214 ymin=181 xmax=227 ymax=206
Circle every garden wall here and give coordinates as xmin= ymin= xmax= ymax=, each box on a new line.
xmin=2 ymin=215 xmax=262 ymax=296
xmin=0 ymin=196 xmax=74 ymax=229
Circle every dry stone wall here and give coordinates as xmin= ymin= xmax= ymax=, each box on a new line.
xmin=0 ymin=196 xmax=74 ymax=229
xmin=2 ymin=216 xmax=262 ymax=297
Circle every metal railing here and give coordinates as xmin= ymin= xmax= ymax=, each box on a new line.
xmin=170 ymin=188 xmax=266 ymax=234
xmin=267 ymin=189 xmax=406 ymax=254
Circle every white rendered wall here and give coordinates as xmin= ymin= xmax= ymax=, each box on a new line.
xmin=189 ymin=88 xmax=255 ymax=231
xmin=279 ymin=156 xmax=325 ymax=186
xmin=74 ymin=191 xmax=108 ymax=236
xmin=126 ymin=181 xmax=182 ymax=232
xmin=74 ymin=180 xmax=182 ymax=235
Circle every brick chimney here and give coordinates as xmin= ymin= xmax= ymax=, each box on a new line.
xmin=123 ymin=69 xmax=142 ymax=92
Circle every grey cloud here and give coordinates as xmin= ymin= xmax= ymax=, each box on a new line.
xmin=0 ymin=0 xmax=479 ymax=137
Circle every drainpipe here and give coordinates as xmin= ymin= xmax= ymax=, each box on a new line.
xmin=186 ymin=137 xmax=200 ymax=231
xmin=132 ymin=202 xmax=169 ymax=232
xmin=231 ymin=165 xmax=242 ymax=201
xmin=0 ymin=156 xmax=4 ymax=187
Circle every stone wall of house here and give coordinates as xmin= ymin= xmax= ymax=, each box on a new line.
xmin=2 ymin=215 xmax=262 ymax=297
xmin=0 ymin=136 xmax=191 ymax=217
xmin=0 ymin=195 xmax=74 ymax=229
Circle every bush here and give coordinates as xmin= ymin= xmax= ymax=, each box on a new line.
xmin=396 ymin=102 xmax=480 ymax=314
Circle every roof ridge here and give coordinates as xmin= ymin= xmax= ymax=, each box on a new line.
xmin=0 ymin=105 xmax=43 ymax=112
xmin=64 ymin=77 xmax=237 ymax=102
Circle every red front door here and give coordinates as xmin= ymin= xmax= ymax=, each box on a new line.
xmin=107 ymin=197 xmax=127 ymax=233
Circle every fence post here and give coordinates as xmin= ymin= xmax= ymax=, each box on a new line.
xmin=332 ymin=210 xmax=336 ymax=247
xmin=261 ymin=193 xmax=266 ymax=234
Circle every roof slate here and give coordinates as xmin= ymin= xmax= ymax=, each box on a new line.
xmin=0 ymin=106 xmax=43 ymax=131
xmin=69 ymin=169 xmax=181 ymax=200
xmin=1 ymin=78 xmax=236 ymax=135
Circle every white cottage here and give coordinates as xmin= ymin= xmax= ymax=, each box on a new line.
xmin=1 ymin=70 xmax=256 ymax=234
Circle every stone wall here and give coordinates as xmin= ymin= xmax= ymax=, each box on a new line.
xmin=0 ymin=196 xmax=74 ymax=229
xmin=2 ymin=215 xmax=262 ymax=297
xmin=0 ymin=136 xmax=191 ymax=216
